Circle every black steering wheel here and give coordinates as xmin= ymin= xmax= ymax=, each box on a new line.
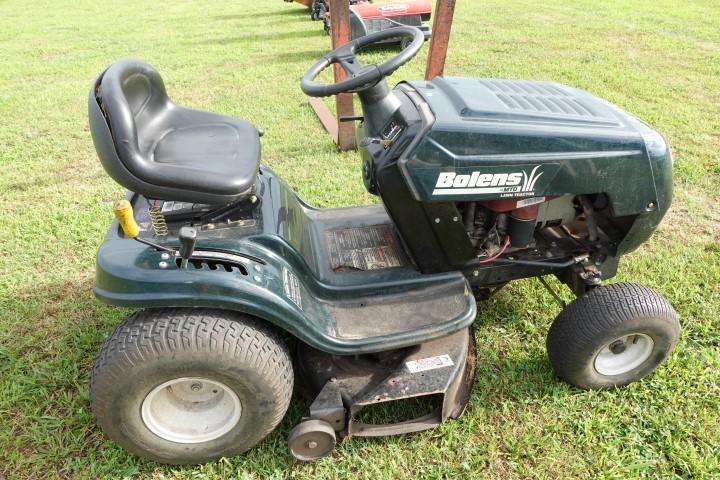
xmin=301 ymin=26 xmax=425 ymax=98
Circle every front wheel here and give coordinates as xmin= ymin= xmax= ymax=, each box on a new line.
xmin=546 ymin=283 xmax=680 ymax=389
xmin=90 ymin=308 xmax=294 ymax=464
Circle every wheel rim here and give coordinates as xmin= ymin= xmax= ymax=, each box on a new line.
xmin=141 ymin=377 xmax=242 ymax=444
xmin=594 ymin=334 xmax=654 ymax=376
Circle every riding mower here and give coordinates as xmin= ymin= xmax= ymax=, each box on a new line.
xmin=88 ymin=27 xmax=679 ymax=464
xmin=305 ymin=0 xmax=432 ymax=48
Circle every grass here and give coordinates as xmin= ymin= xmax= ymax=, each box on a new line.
xmin=0 ymin=0 xmax=718 ymax=478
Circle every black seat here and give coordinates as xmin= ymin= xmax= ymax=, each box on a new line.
xmin=89 ymin=59 xmax=261 ymax=205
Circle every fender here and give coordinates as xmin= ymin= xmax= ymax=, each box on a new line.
xmin=94 ymin=234 xmax=477 ymax=355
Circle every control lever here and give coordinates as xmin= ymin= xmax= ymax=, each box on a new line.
xmin=114 ymin=199 xmax=173 ymax=252
xmin=178 ymin=226 xmax=197 ymax=269
xmin=113 ymin=200 xmax=141 ymax=238
xmin=113 ymin=200 xmax=267 ymax=266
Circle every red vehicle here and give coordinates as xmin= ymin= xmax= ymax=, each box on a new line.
xmin=306 ymin=0 xmax=432 ymax=48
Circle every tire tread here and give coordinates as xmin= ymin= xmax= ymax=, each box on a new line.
xmin=546 ymin=283 xmax=679 ymax=389
xmin=90 ymin=308 xmax=293 ymax=459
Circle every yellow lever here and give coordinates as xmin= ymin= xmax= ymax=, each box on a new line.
xmin=113 ymin=199 xmax=140 ymax=238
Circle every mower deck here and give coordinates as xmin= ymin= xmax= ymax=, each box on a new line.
xmin=296 ymin=328 xmax=476 ymax=440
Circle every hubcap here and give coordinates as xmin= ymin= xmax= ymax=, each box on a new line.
xmin=141 ymin=377 xmax=242 ymax=444
xmin=594 ymin=334 xmax=654 ymax=376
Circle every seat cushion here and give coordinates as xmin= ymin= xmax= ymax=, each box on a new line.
xmin=89 ymin=59 xmax=261 ymax=205
xmin=137 ymin=106 xmax=261 ymax=196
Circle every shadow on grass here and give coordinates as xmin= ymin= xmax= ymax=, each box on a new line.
xmin=213 ymin=7 xmax=309 ymax=21
xmin=194 ymin=28 xmax=320 ymax=45
xmin=0 ymin=275 xmax=313 ymax=476
xmin=1 ymin=275 xmax=131 ymax=477
xmin=1 ymin=275 xmax=558 ymax=477
xmin=4 ymin=168 xmax=106 ymax=195
xmin=273 ymin=48 xmax=332 ymax=64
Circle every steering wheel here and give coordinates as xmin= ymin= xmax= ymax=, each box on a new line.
xmin=301 ymin=26 xmax=425 ymax=98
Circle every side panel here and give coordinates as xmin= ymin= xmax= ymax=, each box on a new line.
xmin=617 ymin=126 xmax=673 ymax=254
xmin=376 ymin=162 xmax=475 ymax=273
xmin=405 ymin=132 xmax=659 ymax=217
xmin=362 ymin=87 xmax=478 ymax=273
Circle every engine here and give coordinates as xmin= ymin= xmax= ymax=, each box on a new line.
xmin=457 ymin=195 xmax=608 ymax=259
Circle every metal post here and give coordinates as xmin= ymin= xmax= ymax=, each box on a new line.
xmin=307 ymin=0 xmax=356 ymax=150
xmin=425 ymin=0 xmax=457 ymax=80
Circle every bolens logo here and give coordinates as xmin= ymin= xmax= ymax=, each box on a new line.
xmin=432 ymin=166 xmax=545 ymax=197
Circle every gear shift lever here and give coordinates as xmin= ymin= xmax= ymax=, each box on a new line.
xmin=178 ymin=226 xmax=197 ymax=269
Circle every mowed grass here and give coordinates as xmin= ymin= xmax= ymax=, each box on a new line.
xmin=0 ymin=0 xmax=718 ymax=478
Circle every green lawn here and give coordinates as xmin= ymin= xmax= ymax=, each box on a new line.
xmin=1 ymin=0 xmax=719 ymax=478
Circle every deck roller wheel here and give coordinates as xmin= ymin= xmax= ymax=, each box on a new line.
xmin=288 ymin=419 xmax=336 ymax=461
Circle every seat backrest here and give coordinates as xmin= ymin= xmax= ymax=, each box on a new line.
xmin=96 ymin=59 xmax=171 ymax=174
xmin=89 ymin=59 xmax=184 ymax=199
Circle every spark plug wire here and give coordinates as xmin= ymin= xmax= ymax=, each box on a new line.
xmin=479 ymin=235 xmax=510 ymax=263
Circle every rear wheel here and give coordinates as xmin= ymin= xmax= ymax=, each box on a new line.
xmin=90 ymin=308 xmax=293 ymax=464
xmin=546 ymin=283 xmax=679 ymax=389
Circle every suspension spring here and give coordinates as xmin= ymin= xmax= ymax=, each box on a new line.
xmin=149 ymin=205 xmax=169 ymax=237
